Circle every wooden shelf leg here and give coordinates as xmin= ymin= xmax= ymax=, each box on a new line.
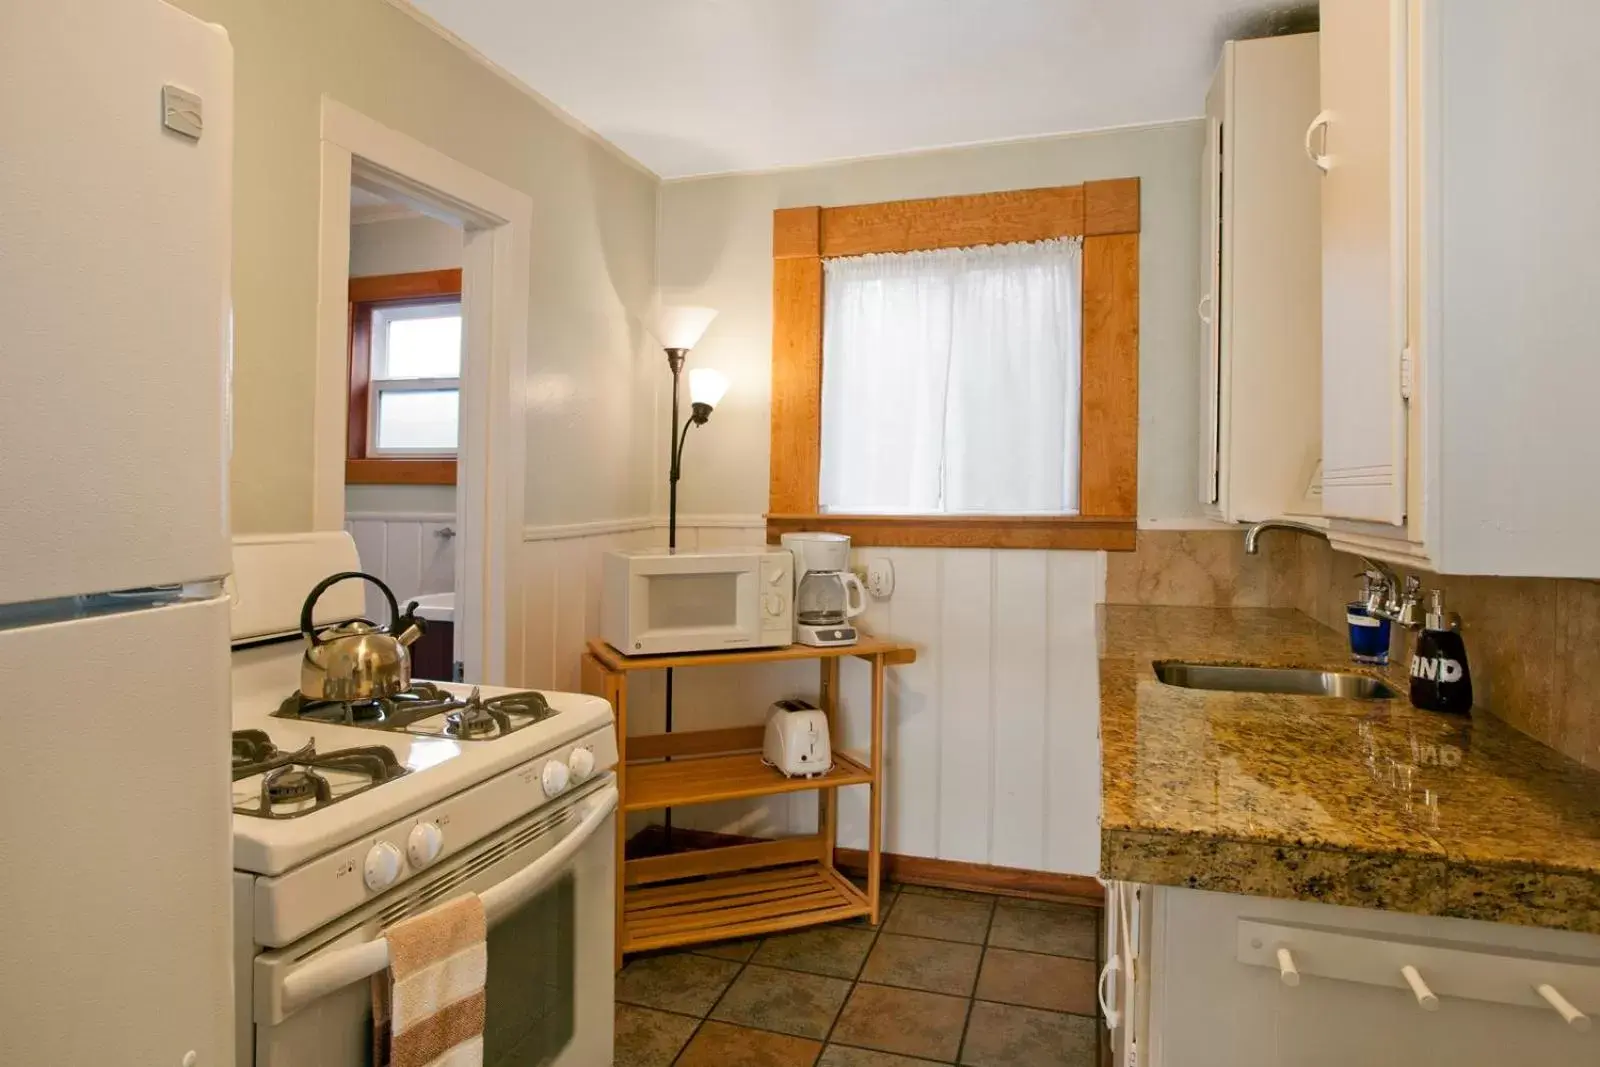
xmin=869 ymin=654 xmax=885 ymax=925
xmin=819 ymin=657 xmax=839 ymax=866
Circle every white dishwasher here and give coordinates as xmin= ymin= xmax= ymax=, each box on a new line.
xmin=1101 ymin=885 xmax=1600 ymax=1067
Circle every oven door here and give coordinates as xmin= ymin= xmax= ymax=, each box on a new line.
xmin=251 ymin=779 xmax=616 ymax=1067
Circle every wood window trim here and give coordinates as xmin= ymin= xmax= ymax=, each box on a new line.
xmin=767 ymin=179 xmax=1140 ymax=551
xmin=347 ymin=269 xmax=461 ymax=486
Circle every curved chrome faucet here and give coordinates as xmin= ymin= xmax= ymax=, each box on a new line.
xmin=1242 ymin=519 xmax=1429 ymax=629
xmin=1242 ymin=519 xmax=1327 ymax=555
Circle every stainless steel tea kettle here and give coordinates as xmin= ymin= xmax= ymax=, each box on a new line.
xmin=299 ymin=571 xmax=426 ymax=701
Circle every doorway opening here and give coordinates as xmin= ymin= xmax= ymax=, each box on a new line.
xmin=312 ymin=99 xmax=532 ymax=685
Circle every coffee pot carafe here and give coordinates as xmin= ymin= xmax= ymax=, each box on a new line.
xmin=781 ymin=532 xmax=867 ymax=647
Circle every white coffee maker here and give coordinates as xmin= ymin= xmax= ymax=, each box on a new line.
xmin=780 ymin=532 xmax=867 ymax=646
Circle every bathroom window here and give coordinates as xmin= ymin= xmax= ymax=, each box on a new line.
xmin=767 ymin=181 xmax=1141 ymax=549
xmin=347 ymin=270 xmax=462 ymax=485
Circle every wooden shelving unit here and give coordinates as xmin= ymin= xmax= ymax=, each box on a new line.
xmin=581 ymin=636 xmax=916 ymax=965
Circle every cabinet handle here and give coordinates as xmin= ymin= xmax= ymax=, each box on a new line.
xmin=1304 ymin=110 xmax=1332 ymax=172
xmin=1197 ymin=293 xmax=1213 ymax=325
xmin=1098 ymin=956 xmax=1122 ymax=1028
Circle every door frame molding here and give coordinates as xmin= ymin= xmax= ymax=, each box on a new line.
xmin=312 ymin=97 xmax=531 ymax=684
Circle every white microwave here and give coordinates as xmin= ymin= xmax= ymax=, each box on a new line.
xmin=601 ymin=547 xmax=793 ymax=655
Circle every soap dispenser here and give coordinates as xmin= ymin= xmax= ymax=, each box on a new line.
xmin=1409 ymin=590 xmax=1473 ymax=715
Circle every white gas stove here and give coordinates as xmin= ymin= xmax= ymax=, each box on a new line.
xmin=231 ymin=533 xmax=618 ymax=1067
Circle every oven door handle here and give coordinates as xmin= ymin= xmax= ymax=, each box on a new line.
xmin=263 ymin=783 xmax=618 ymax=1024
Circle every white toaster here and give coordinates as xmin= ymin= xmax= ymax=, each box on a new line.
xmin=762 ymin=699 xmax=833 ymax=778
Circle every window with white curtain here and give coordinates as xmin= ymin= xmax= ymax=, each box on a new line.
xmin=817 ymin=237 xmax=1083 ymax=515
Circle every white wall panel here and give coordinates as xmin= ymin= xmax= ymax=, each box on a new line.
xmin=990 ymin=550 xmax=1051 ymax=870
xmin=344 ymin=512 xmax=456 ymax=621
xmin=516 ymin=517 xmax=1106 ymax=875
xmin=934 ymin=550 xmax=991 ymax=863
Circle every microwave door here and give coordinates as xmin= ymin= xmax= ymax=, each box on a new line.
xmin=631 ymin=562 xmax=759 ymax=652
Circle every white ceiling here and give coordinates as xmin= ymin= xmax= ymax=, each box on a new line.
xmin=408 ymin=0 xmax=1311 ymax=178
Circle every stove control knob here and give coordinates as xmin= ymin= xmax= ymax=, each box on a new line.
xmin=363 ymin=841 xmax=404 ymax=892
xmin=567 ymin=747 xmax=596 ymax=783
xmin=541 ymin=759 xmax=570 ymax=797
xmin=407 ymin=822 xmax=444 ymax=868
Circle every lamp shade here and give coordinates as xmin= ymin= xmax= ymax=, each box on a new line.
xmin=689 ymin=368 xmax=729 ymax=409
xmin=651 ymin=305 xmax=718 ymax=351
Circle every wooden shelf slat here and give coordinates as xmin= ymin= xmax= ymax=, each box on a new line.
xmin=623 ymin=751 xmax=873 ymax=812
xmin=588 ymin=636 xmax=915 ymax=672
xmin=623 ymin=862 xmax=870 ymax=953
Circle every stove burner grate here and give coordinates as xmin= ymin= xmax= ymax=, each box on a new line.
xmin=272 ymin=683 xmax=558 ymax=740
xmin=231 ymin=731 xmax=407 ymax=820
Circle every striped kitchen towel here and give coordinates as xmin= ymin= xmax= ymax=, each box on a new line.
xmin=372 ymin=893 xmax=488 ymax=1067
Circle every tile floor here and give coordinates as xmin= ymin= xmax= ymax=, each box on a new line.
xmin=615 ymin=883 xmax=1102 ymax=1067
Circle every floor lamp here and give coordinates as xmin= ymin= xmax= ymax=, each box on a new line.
xmin=651 ymin=306 xmax=728 ymax=844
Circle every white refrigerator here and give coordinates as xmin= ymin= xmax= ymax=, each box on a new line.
xmin=0 ymin=3 xmax=236 ymax=1065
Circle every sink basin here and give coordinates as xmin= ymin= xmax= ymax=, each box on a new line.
xmin=1153 ymin=661 xmax=1399 ymax=700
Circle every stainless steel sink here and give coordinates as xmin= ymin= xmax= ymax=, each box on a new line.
xmin=1152 ymin=661 xmax=1399 ymax=700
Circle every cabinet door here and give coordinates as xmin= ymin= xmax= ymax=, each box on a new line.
xmin=1319 ymin=0 xmax=1408 ymax=525
xmin=1198 ymin=62 xmax=1225 ymax=508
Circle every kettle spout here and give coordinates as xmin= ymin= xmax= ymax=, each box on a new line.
xmin=395 ymin=602 xmax=427 ymax=647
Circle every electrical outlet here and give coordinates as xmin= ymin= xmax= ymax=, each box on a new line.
xmin=866 ymin=558 xmax=894 ymax=598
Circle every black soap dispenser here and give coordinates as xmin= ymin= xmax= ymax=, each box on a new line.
xmin=1409 ymin=590 xmax=1473 ymax=715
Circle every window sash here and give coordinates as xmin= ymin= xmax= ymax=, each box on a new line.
xmin=367 ymin=377 xmax=460 ymax=458
xmin=371 ymin=300 xmax=463 ymax=381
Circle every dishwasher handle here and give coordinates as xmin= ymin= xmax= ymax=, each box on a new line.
xmin=259 ymin=782 xmax=618 ymax=1024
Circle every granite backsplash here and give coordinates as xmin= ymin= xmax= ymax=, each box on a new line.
xmin=1107 ymin=530 xmax=1600 ymax=771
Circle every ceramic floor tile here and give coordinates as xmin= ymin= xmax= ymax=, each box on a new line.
xmin=752 ymin=924 xmax=878 ymax=978
xmin=859 ymin=933 xmax=984 ymax=996
xmin=882 ymin=892 xmax=994 ymax=944
xmin=986 ymin=901 xmax=1098 ymax=959
xmin=975 ymin=947 xmax=1098 ymax=1015
xmin=709 ymin=963 xmax=853 ymax=1040
xmin=675 ymin=1021 xmax=823 ymax=1067
xmin=694 ymin=938 xmax=763 ymax=962
xmin=830 ymin=983 xmax=971 ymax=1062
xmin=613 ymin=1003 xmax=699 ymax=1067
xmin=615 ymin=952 xmax=742 ymax=1016
xmin=959 ymin=1001 xmax=1097 ymax=1067
xmin=818 ymin=1045 xmax=951 ymax=1067
xmin=845 ymin=884 xmax=900 ymax=929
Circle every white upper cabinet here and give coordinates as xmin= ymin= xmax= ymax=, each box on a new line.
xmin=1199 ymin=33 xmax=1322 ymax=524
xmin=1319 ymin=0 xmax=1600 ymax=576
xmin=1317 ymin=0 xmax=1409 ymax=526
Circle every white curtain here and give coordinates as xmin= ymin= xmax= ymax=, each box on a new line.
xmin=818 ymin=237 xmax=1082 ymax=514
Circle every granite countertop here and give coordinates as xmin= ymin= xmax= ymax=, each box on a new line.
xmin=1099 ymin=605 xmax=1600 ymax=933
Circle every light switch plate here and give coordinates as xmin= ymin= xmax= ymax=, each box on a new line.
xmin=161 ymin=84 xmax=203 ymax=140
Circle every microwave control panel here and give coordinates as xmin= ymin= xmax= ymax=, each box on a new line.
xmin=760 ymin=551 xmax=795 ymax=643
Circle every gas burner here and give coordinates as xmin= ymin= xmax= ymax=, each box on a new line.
xmin=231 ymin=731 xmax=407 ymax=820
xmin=273 ymin=683 xmax=558 ymax=740
xmin=274 ymin=681 xmax=466 ymax=727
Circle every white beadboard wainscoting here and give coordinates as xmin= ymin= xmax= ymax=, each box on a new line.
xmin=344 ymin=511 xmax=458 ymax=620
xmin=518 ymin=516 xmax=1108 ymax=877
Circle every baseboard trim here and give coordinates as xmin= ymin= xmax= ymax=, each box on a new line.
xmin=835 ymin=849 xmax=1103 ymax=905
xmin=625 ymin=824 xmax=1102 ymax=906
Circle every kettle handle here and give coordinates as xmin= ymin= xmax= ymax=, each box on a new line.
xmin=300 ymin=571 xmax=399 ymax=645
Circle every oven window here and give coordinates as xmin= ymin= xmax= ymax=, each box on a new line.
xmin=483 ymin=872 xmax=575 ymax=1065
xmin=646 ymin=572 xmax=738 ymax=631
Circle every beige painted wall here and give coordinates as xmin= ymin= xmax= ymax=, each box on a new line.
xmin=170 ymin=0 xmax=659 ymax=533
xmin=655 ymin=120 xmax=1207 ymax=523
